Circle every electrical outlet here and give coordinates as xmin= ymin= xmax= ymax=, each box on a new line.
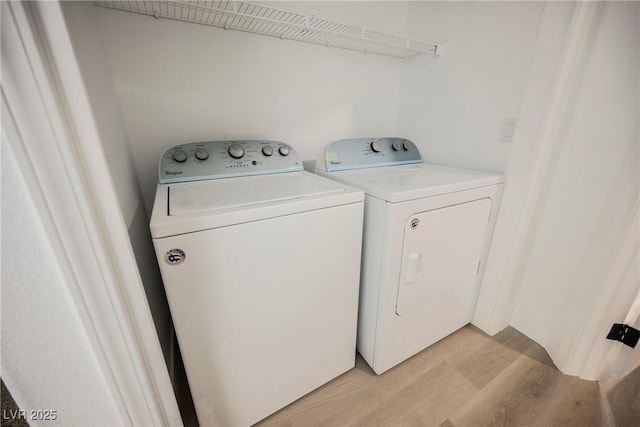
xmin=500 ymin=117 xmax=517 ymax=143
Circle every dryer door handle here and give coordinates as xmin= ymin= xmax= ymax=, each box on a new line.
xmin=404 ymin=253 xmax=422 ymax=284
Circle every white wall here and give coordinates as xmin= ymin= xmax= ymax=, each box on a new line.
xmin=92 ymin=1 xmax=545 ymax=212
xmin=398 ymin=1 xmax=544 ymax=173
xmin=94 ymin=1 xmax=408 ymax=213
xmin=59 ymin=2 xmax=139 ymax=226
xmin=509 ymin=1 xmax=639 ymax=376
xmin=1 ymin=140 xmax=122 ymax=427
xmin=61 ymin=1 xmax=173 ymax=367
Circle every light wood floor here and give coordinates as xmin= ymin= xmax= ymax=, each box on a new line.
xmin=179 ymin=325 xmax=639 ymax=426
xmin=605 ymin=361 xmax=640 ymax=427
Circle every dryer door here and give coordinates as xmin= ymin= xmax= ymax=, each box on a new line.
xmin=396 ymin=198 xmax=492 ymax=316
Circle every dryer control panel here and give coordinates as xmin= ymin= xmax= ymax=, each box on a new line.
xmin=316 ymin=137 xmax=422 ymax=172
xmin=159 ymin=140 xmax=302 ymax=183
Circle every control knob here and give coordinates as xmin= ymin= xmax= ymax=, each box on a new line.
xmin=262 ymin=145 xmax=274 ymax=156
xmin=195 ymin=148 xmax=209 ymax=160
xmin=279 ymin=145 xmax=290 ymax=156
xmin=392 ymin=141 xmax=401 ymax=151
xmin=228 ymin=143 xmax=245 ymax=159
xmin=370 ymin=140 xmax=382 ymax=153
xmin=172 ymin=149 xmax=188 ymax=163
xmin=403 ymin=141 xmax=411 ymax=151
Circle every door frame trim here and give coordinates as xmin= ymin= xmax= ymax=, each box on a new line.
xmin=2 ymin=2 xmax=182 ymax=425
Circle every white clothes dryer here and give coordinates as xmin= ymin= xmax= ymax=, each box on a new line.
xmin=310 ymin=137 xmax=504 ymax=374
xmin=150 ymin=140 xmax=364 ymax=426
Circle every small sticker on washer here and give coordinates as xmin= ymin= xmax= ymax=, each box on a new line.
xmin=166 ymin=248 xmax=186 ymax=265
xmin=325 ymin=152 xmax=338 ymax=161
xmin=410 ymin=218 xmax=419 ymax=229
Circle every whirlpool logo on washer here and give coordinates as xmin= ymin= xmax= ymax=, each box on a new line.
xmin=166 ymin=248 xmax=186 ymax=265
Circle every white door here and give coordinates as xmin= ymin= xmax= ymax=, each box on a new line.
xmin=396 ymin=199 xmax=492 ymax=316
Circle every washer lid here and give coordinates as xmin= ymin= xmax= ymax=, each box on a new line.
xmin=327 ymin=163 xmax=504 ymax=203
xmin=150 ymin=171 xmax=363 ymax=238
xmin=169 ymin=171 xmax=344 ymax=215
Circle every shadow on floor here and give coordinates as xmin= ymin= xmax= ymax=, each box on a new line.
xmin=1 ymin=380 xmax=29 ymax=427
xmin=607 ymin=363 xmax=640 ymax=426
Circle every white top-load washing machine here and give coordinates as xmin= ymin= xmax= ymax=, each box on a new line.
xmin=310 ymin=137 xmax=504 ymax=375
xmin=150 ymin=140 xmax=364 ymax=426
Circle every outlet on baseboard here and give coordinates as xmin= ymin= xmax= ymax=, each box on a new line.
xmin=224 ymin=131 xmax=265 ymax=140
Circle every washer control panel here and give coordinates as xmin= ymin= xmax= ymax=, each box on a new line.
xmin=316 ymin=137 xmax=422 ymax=172
xmin=159 ymin=140 xmax=302 ymax=183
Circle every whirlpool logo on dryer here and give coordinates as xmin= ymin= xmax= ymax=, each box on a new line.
xmin=164 ymin=170 xmax=183 ymax=176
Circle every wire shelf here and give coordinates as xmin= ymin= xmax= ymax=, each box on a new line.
xmin=94 ymin=0 xmax=441 ymax=59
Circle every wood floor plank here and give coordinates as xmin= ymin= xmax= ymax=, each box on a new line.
xmin=491 ymin=327 xmax=556 ymax=369
xmin=352 ymin=361 xmax=477 ymax=427
xmin=448 ymin=352 xmax=602 ymax=427
xmin=607 ymin=364 xmax=640 ymax=427
xmin=449 ymin=355 xmax=560 ymax=426
xmin=541 ymin=376 xmax=602 ymax=427
xmin=446 ymin=327 xmax=531 ymax=389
